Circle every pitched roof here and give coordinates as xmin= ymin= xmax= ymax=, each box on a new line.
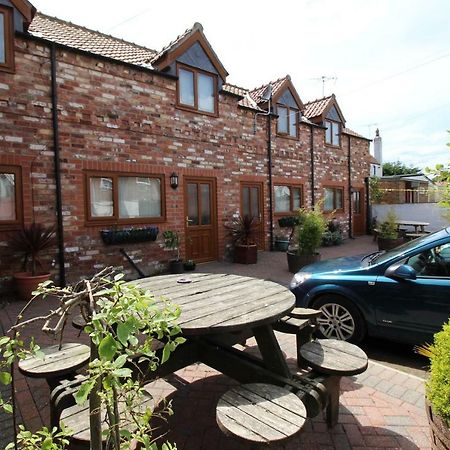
xmin=249 ymin=75 xmax=289 ymax=104
xmin=151 ymin=22 xmax=228 ymax=80
xmin=303 ymin=96 xmax=333 ymax=119
xmin=222 ymin=84 xmax=264 ymax=111
xmin=367 ymin=154 xmax=380 ymax=164
xmin=29 ymin=13 xmax=157 ymax=67
xmin=11 ymin=0 xmax=36 ymax=27
xmin=342 ymin=127 xmax=371 ymax=141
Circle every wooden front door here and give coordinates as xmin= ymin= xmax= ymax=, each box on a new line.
xmin=184 ymin=177 xmax=217 ymax=262
xmin=240 ymin=182 xmax=265 ymax=250
xmin=352 ymin=188 xmax=365 ymax=235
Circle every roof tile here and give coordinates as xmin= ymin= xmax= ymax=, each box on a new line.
xmin=303 ymin=96 xmax=333 ymax=119
xmin=29 ymin=13 xmax=157 ymax=67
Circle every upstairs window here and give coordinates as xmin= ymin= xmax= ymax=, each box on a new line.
xmin=86 ymin=172 xmax=165 ymax=224
xmin=324 ymin=186 xmax=344 ymax=212
xmin=274 ymin=185 xmax=303 ymax=213
xmin=177 ymin=64 xmax=217 ymax=115
xmin=277 ymin=105 xmax=298 ymax=138
xmin=324 ymin=120 xmax=340 ymax=146
xmin=0 ymin=165 xmax=22 ymax=229
xmin=0 ymin=5 xmax=14 ymax=73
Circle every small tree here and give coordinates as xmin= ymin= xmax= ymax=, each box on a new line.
xmin=294 ymin=207 xmax=326 ymax=255
xmin=425 ymin=132 xmax=450 ymax=222
xmin=1 ymin=268 xmax=184 ymax=450
xmin=382 ymin=160 xmax=421 ymax=176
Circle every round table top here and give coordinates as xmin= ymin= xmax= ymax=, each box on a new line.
xmin=18 ymin=343 xmax=90 ymax=379
xmin=135 ymin=273 xmax=295 ymax=336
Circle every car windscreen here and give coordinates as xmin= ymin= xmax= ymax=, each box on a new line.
xmin=371 ymin=227 xmax=450 ymax=265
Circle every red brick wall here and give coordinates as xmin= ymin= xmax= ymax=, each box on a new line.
xmin=0 ymin=36 xmax=371 ymax=284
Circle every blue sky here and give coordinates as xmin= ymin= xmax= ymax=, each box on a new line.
xmin=32 ymin=0 xmax=450 ymax=170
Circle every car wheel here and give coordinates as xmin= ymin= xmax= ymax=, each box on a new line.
xmin=312 ymin=295 xmax=366 ymax=343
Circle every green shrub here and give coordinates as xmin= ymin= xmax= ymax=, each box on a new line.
xmin=294 ymin=207 xmax=326 ymax=255
xmin=422 ymin=320 xmax=450 ymax=425
xmin=378 ymin=210 xmax=399 ymax=239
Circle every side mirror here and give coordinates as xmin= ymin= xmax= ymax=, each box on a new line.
xmin=385 ymin=264 xmax=417 ymax=280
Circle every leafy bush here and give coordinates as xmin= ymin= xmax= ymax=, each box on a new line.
xmin=418 ymin=319 xmax=450 ymax=425
xmin=162 ymin=230 xmax=181 ymax=261
xmin=225 ymin=215 xmax=259 ymax=246
xmin=9 ymin=223 xmax=56 ymax=275
xmin=378 ymin=210 xmax=399 ymax=240
xmin=294 ymin=208 xmax=326 ymax=255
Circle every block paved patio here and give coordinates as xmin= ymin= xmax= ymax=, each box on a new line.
xmin=0 ymin=235 xmax=431 ymax=449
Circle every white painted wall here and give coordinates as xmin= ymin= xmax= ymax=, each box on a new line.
xmin=372 ymin=203 xmax=450 ymax=231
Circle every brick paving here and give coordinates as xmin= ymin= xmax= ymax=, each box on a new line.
xmin=0 ymin=236 xmax=431 ymax=449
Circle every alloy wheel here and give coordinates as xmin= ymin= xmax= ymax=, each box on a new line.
xmin=317 ymin=303 xmax=356 ymax=341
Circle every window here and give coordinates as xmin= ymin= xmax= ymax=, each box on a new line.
xmin=177 ymin=64 xmax=217 ymax=114
xmin=324 ymin=120 xmax=340 ymax=146
xmin=0 ymin=165 xmax=22 ymax=229
xmin=277 ymin=105 xmax=298 ymax=138
xmin=86 ymin=172 xmax=164 ymax=224
xmin=324 ymin=187 xmax=344 ymax=212
xmin=407 ymin=244 xmax=450 ymax=278
xmin=274 ymin=185 xmax=302 ymax=213
xmin=0 ymin=5 xmax=14 ymax=73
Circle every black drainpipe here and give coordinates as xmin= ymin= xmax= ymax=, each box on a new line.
xmin=347 ymin=134 xmax=353 ymax=238
xmin=50 ymin=43 xmax=66 ymax=286
xmin=309 ymin=123 xmax=315 ymax=207
xmin=267 ymin=113 xmax=274 ymax=251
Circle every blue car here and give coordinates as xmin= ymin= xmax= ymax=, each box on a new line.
xmin=290 ymin=226 xmax=450 ymax=344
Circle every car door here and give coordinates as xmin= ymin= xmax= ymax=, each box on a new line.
xmin=372 ymin=242 xmax=450 ymax=342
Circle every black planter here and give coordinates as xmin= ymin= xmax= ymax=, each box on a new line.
xmin=169 ymin=260 xmax=184 ymax=274
xmin=101 ymin=226 xmax=159 ymax=245
xmin=234 ymin=244 xmax=257 ymax=264
xmin=287 ymin=251 xmax=320 ymax=273
xmin=274 ymin=239 xmax=289 ymax=252
xmin=183 ymin=261 xmax=196 ymax=271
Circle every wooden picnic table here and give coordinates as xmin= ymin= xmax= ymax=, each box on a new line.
xmin=396 ymin=220 xmax=430 ymax=233
xmin=135 ymin=273 xmax=296 ymax=380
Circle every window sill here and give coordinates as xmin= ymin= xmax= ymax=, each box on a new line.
xmin=176 ymin=103 xmax=218 ymax=118
xmin=85 ymin=217 xmax=166 ymax=227
xmin=325 ymin=143 xmax=341 ymax=149
xmin=276 ymin=133 xmax=298 ymax=141
xmin=0 ymin=222 xmax=22 ymax=231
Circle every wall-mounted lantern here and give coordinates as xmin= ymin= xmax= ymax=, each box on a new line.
xmin=170 ymin=172 xmax=179 ymax=190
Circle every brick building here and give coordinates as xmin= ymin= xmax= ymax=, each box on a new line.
xmin=0 ymin=0 xmax=371 ymax=284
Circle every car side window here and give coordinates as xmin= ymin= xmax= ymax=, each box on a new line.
xmin=407 ymin=244 xmax=450 ymax=278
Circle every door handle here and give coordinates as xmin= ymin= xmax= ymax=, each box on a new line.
xmin=186 ymin=216 xmax=194 ymax=226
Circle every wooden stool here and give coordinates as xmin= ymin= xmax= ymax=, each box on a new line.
xmin=60 ymin=388 xmax=155 ymax=447
xmin=216 ymin=383 xmax=307 ymax=446
xmin=274 ymin=307 xmax=322 ymax=366
xmin=299 ymin=339 xmax=368 ymax=427
xmin=18 ymin=343 xmax=90 ymax=428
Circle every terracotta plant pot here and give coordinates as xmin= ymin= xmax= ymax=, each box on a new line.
xmin=13 ymin=272 xmax=51 ymax=302
xmin=234 ymin=244 xmax=257 ymax=264
xmin=426 ymin=399 xmax=450 ymax=449
xmin=378 ymin=237 xmax=404 ymax=251
xmin=287 ymin=251 xmax=320 ymax=273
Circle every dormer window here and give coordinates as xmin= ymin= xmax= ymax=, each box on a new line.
xmin=0 ymin=5 xmax=14 ymax=73
xmin=324 ymin=120 xmax=340 ymax=146
xmin=277 ymin=105 xmax=298 ymax=138
xmin=177 ymin=64 xmax=217 ymax=115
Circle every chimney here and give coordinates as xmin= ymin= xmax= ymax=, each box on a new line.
xmin=373 ymin=128 xmax=382 ymax=176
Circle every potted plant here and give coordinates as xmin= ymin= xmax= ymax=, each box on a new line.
xmin=183 ymin=259 xmax=196 ymax=271
xmin=162 ymin=230 xmax=184 ymax=274
xmin=377 ymin=210 xmax=403 ymax=250
xmin=322 ymin=218 xmax=343 ymax=246
xmin=275 ymin=216 xmax=300 ymax=251
xmin=287 ymin=207 xmax=326 ymax=273
xmin=9 ymin=223 xmax=56 ymax=301
xmin=225 ymin=215 xmax=258 ymax=264
xmin=416 ymin=320 xmax=450 ymax=449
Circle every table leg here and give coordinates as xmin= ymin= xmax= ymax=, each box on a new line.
xmin=253 ymin=325 xmax=291 ymax=378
